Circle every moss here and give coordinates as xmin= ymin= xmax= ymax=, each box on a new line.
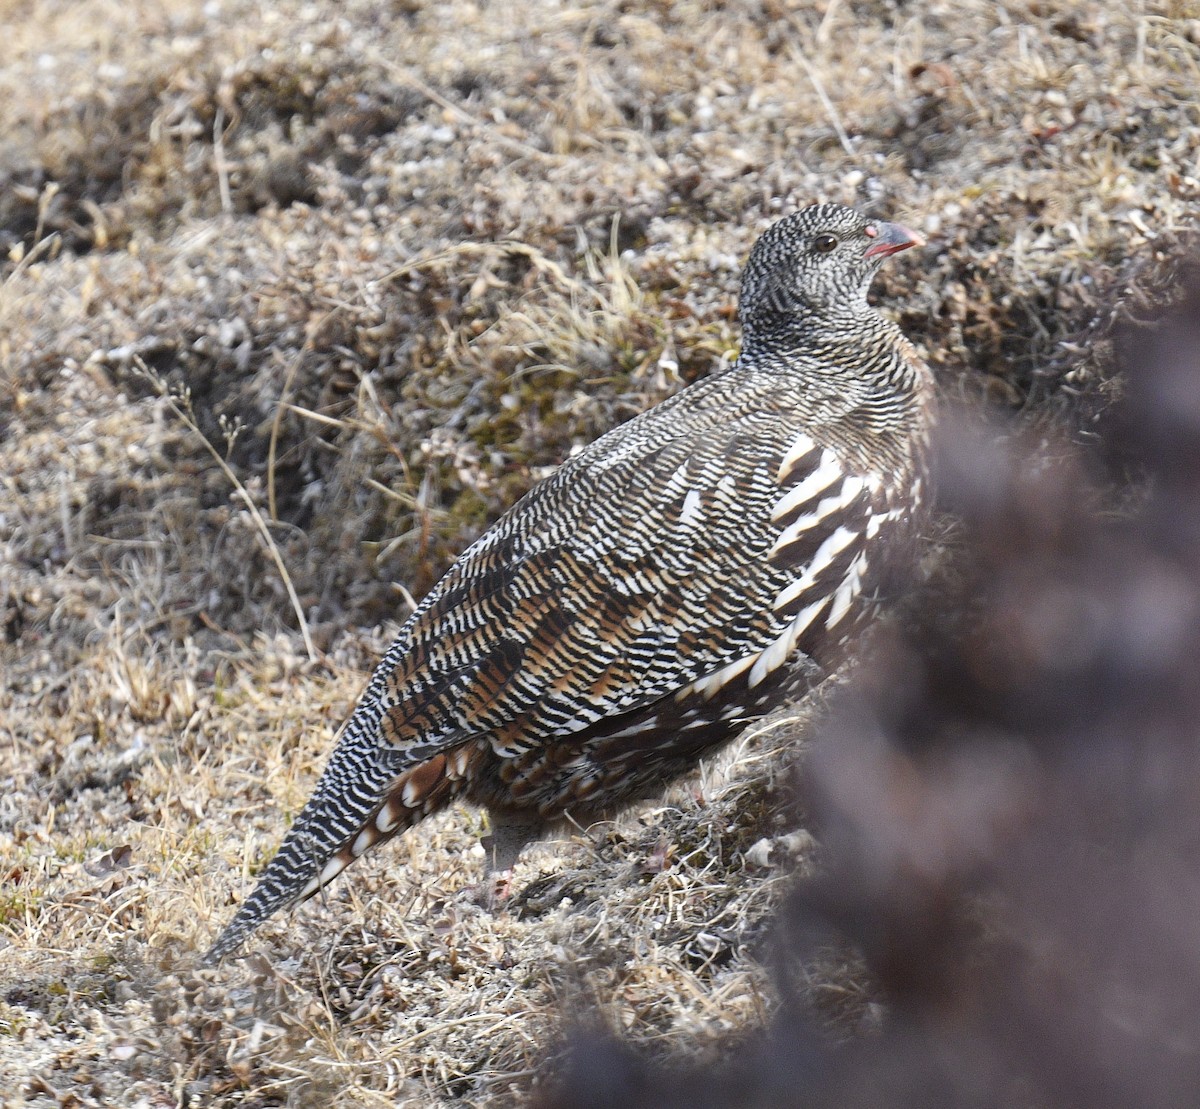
xmin=0 ymin=890 xmax=39 ymax=931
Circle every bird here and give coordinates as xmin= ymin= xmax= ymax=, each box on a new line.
xmin=205 ymin=202 xmax=935 ymax=962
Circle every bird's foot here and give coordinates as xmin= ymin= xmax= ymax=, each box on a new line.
xmin=482 ymin=867 xmax=516 ymax=910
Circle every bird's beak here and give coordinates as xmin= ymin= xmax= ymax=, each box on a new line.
xmin=863 ymin=221 xmax=925 ymax=260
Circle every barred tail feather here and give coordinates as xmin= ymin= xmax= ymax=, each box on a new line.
xmin=205 ymin=722 xmax=460 ymax=962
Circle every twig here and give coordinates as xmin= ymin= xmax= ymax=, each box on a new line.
xmin=267 ymin=348 xmax=308 ymax=523
xmin=213 ymin=106 xmax=233 ymax=214
xmin=135 ymin=360 xmax=319 ymax=662
xmin=1 ymin=187 xmax=60 ymax=282
xmin=794 ymin=48 xmax=856 ymax=158
xmin=785 ymin=21 xmax=857 ymax=159
xmin=816 ymin=0 xmax=843 ymax=47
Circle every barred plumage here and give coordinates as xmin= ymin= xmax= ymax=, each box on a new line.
xmin=205 ymin=203 xmax=935 ymax=962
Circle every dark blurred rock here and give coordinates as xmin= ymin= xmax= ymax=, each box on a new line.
xmin=540 ymin=263 xmax=1200 ymax=1109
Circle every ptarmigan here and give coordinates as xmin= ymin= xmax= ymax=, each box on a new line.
xmin=206 ymin=203 xmax=934 ymax=961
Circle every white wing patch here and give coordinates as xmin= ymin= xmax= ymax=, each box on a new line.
xmin=687 ymin=652 xmax=757 ymax=700
xmin=865 ymin=506 xmax=904 ymax=539
xmin=773 ymin=525 xmax=860 ymax=611
xmin=632 ymin=435 xmax=897 ymax=723
xmin=748 ymin=598 xmax=829 ymax=688
xmin=660 ymin=460 xmax=692 ymax=497
xmin=768 ymin=474 xmax=867 ymax=560
xmin=825 ymin=551 xmax=868 ymax=630
xmin=777 ymin=431 xmax=818 ymax=483
xmin=679 ymin=488 xmax=705 ymax=529
xmin=771 ymin=448 xmax=843 ymax=524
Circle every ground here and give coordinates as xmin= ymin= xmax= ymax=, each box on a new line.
xmin=0 ymin=0 xmax=1197 ymax=1105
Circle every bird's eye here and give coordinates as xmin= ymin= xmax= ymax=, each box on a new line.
xmin=813 ymin=233 xmax=839 ymax=253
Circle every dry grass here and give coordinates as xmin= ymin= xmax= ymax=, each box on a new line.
xmin=1 ymin=0 xmax=1197 ymax=1104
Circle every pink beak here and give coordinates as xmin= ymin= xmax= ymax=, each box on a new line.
xmin=863 ymin=221 xmax=925 ymax=260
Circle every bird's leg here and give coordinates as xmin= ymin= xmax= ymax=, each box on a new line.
xmin=478 ymin=811 xmax=540 ymax=908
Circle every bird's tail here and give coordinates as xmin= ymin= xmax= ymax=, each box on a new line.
xmin=204 ymin=736 xmax=462 ymax=963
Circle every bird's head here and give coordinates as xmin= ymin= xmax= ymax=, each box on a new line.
xmin=738 ymin=203 xmax=923 ymax=338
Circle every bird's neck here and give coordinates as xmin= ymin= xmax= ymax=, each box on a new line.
xmin=741 ymin=307 xmax=924 ymax=394
xmin=739 ymin=308 xmax=935 ymax=476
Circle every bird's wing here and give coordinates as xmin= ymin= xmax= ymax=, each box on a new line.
xmin=364 ymin=385 xmax=877 ymax=768
xmin=203 ymin=377 xmax=882 ymax=963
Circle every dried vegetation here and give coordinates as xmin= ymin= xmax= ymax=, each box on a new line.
xmin=0 ymin=0 xmax=1197 ymax=1105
